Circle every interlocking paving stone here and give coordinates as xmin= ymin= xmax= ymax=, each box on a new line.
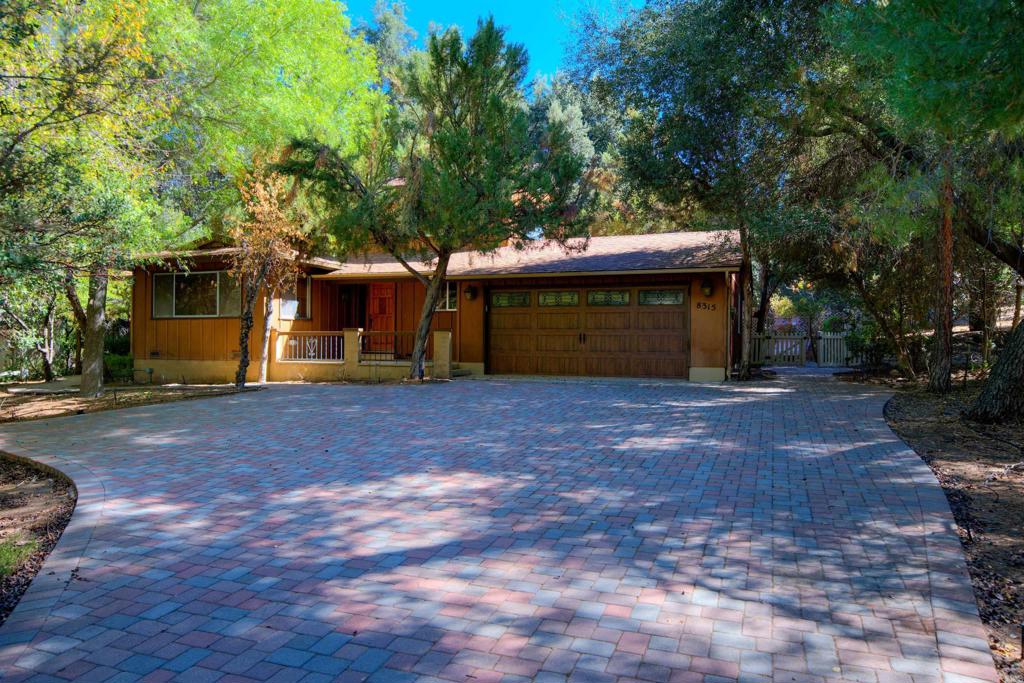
xmin=0 ymin=372 xmax=998 ymax=682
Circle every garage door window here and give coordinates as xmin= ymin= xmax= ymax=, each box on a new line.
xmin=639 ymin=290 xmax=685 ymax=306
xmin=587 ymin=290 xmax=630 ymax=306
xmin=491 ymin=291 xmax=530 ymax=307
xmin=538 ymin=291 xmax=579 ymax=307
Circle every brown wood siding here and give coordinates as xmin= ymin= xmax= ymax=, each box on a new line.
xmin=133 ymin=266 xmax=354 ymax=363
xmin=132 ymin=267 xmax=258 ymax=363
xmin=378 ymin=280 xmax=467 ymax=363
xmin=132 ymin=265 xmax=729 ymax=373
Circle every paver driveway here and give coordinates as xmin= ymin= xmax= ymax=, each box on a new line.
xmin=0 ymin=375 xmax=996 ymax=683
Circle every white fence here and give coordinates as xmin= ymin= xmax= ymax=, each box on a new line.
xmin=278 ymin=332 xmax=345 ymax=363
xmin=752 ymin=332 xmax=863 ymax=367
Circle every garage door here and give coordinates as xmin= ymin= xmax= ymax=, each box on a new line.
xmin=487 ymin=286 xmax=690 ymax=377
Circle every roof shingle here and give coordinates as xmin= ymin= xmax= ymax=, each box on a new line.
xmin=323 ymin=230 xmax=741 ymax=278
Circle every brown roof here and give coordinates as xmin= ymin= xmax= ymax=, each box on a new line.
xmin=142 ymin=246 xmax=344 ymax=273
xmin=323 ymin=231 xmax=741 ymax=279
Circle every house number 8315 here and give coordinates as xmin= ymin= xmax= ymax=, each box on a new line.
xmin=696 ymin=302 xmax=717 ymax=311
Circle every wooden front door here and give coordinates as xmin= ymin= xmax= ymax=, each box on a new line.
xmin=487 ymin=286 xmax=690 ymax=377
xmin=367 ymin=283 xmax=395 ymax=352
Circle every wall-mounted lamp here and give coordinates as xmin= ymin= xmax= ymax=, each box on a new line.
xmin=700 ymin=278 xmax=715 ymax=298
xmin=464 ymin=285 xmax=478 ymax=301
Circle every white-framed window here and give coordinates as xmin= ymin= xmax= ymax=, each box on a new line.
xmin=436 ymin=281 xmax=458 ymax=311
xmin=280 ymin=274 xmax=312 ymax=320
xmin=152 ymin=271 xmax=241 ymax=319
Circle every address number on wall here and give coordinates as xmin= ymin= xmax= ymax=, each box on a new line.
xmin=696 ymin=302 xmax=717 ymax=311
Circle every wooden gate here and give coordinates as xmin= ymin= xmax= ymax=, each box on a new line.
xmin=753 ymin=334 xmax=807 ymax=366
xmin=753 ymin=332 xmax=862 ymax=367
xmin=818 ymin=332 xmax=859 ymax=367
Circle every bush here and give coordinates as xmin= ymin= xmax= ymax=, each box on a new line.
xmin=104 ymin=353 xmax=134 ymax=383
xmin=105 ymin=318 xmax=131 ymax=356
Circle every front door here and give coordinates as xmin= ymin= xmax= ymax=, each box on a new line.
xmin=367 ymin=283 xmax=395 ymax=352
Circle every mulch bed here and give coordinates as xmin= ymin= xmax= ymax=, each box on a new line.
xmin=0 ymin=384 xmax=250 ymax=424
xmin=0 ymin=454 xmax=76 ymax=626
xmin=885 ymin=384 xmax=1024 ymax=682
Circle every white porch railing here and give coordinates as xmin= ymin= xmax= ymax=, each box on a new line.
xmin=278 ymin=331 xmax=345 ymax=363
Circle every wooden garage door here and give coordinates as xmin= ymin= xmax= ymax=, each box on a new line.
xmin=487 ymin=287 xmax=690 ymax=377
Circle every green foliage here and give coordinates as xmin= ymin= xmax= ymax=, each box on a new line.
xmin=284 ymin=17 xmax=589 ymax=261
xmin=827 ymin=0 xmax=1024 ymax=139
xmin=153 ymin=0 xmax=382 ymax=173
xmin=575 ymin=0 xmax=817 ymax=214
xmin=104 ymin=353 xmax=134 ymax=382
xmin=0 ymin=534 xmax=38 ymax=578
xmin=280 ymin=16 xmax=589 ymax=376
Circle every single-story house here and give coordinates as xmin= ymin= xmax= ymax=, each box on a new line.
xmin=130 ymin=230 xmax=743 ymax=383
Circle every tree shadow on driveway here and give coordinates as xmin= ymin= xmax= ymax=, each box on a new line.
xmin=0 ymin=378 xmax=997 ymax=682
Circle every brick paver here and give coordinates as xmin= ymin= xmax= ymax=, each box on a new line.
xmin=0 ymin=374 xmax=996 ymax=682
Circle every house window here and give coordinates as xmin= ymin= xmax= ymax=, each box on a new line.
xmin=639 ymin=289 xmax=684 ymax=306
xmin=587 ymin=290 xmax=630 ymax=306
xmin=538 ymin=291 xmax=579 ymax=307
xmin=152 ymin=271 xmax=241 ymax=318
xmin=280 ymin=275 xmax=312 ymax=320
xmin=436 ymin=282 xmax=458 ymax=311
xmin=491 ymin=291 xmax=530 ymax=307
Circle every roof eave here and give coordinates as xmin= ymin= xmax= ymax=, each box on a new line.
xmin=313 ymin=264 xmax=741 ymax=281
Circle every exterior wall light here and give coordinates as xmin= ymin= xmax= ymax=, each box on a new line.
xmin=464 ymin=285 xmax=478 ymax=301
xmin=700 ymin=278 xmax=714 ymax=297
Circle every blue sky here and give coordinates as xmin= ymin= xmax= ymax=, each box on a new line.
xmin=344 ymin=0 xmax=640 ymax=81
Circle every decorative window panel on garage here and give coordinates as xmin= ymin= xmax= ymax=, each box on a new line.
xmin=538 ymin=291 xmax=579 ymax=307
xmin=639 ymin=289 xmax=685 ymax=306
xmin=587 ymin=290 xmax=630 ymax=306
xmin=491 ymin=291 xmax=531 ymax=307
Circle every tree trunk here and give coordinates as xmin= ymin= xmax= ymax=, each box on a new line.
xmin=928 ymin=147 xmax=954 ymax=393
xmin=1014 ymin=280 xmax=1022 ymax=329
xmin=968 ymin=319 xmax=1024 ymax=423
xmin=258 ymin=290 xmax=273 ymax=384
xmin=980 ymin=264 xmax=991 ymax=367
xmin=851 ymin=275 xmax=917 ymax=378
xmin=64 ymin=268 xmax=86 ymax=375
xmin=235 ymin=273 xmax=264 ymax=389
xmin=79 ymin=269 xmax=108 ymax=397
xmin=408 ymin=253 xmax=451 ymax=380
xmin=39 ymin=300 xmax=56 ymax=382
xmin=754 ymin=266 xmax=773 ymax=335
xmin=738 ymin=224 xmax=754 ymax=379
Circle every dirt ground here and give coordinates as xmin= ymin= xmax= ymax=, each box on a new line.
xmin=0 ymin=455 xmax=76 ymax=626
xmin=885 ymin=383 xmax=1024 ymax=682
xmin=0 ymin=384 xmax=248 ymax=423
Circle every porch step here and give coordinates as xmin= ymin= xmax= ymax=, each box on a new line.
xmin=450 ymin=363 xmax=473 ymax=378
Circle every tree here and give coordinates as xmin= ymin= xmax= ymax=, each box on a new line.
xmin=827 ymin=0 xmax=1022 ymax=392
xmin=281 ymin=18 xmax=589 ymax=379
xmin=2 ymin=0 xmax=381 ymax=395
xmin=0 ymin=276 xmax=62 ymax=381
xmin=574 ymin=0 xmax=816 ymax=377
xmin=228 ymin=170 xmax=307 ymax=388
